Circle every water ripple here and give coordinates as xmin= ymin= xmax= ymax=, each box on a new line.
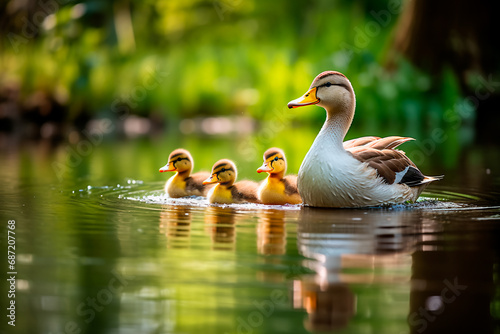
xmin=71 ymin=180 xmax=499 ymax=215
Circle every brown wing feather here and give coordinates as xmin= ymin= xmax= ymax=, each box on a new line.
xmin=185 ymin=171 xmax=211 ymax=196
xmin=343 ymin=136 xmax=380 ymax=149
xmin=348 ymin=139 xmax=442 ymax=187
xmin=231 ymin=181 xmax=260 ymax=203
xmin=365 ymin=136 xmax=415 ymax=150
xmin=349 ymin=147 xmax=417 ymax=185
xmin=283 ymin=175 xmax=299 ymax=196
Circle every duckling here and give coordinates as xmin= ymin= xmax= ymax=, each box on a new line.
xmin=159 ymin=149 xmax=213 ymax=198
xmin=203 ymin=159 xmax=260 ymax=204
xmin=256 ymin=148 xmax=302 ymax=205
xmin=288 ymin=71 xmax=443 ymax=207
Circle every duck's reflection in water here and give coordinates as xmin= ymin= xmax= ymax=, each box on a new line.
xmin=294 ymin=279 xmax=355 ymax=332
xmin=257 ymin=209 xmax=287 ymax=256
xmin=256 ymin=209 xmax=288 ymax=283
xmin=160 ymin=205 xmax=192 ymax=249
xmin=294 ymin=207 xmax=420 ymax=332
xmin=205 ymin=206 xmax=236 ymax=251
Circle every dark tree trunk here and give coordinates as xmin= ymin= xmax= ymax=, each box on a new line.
xmin=388 ymin=0 xmax=500 ymax=144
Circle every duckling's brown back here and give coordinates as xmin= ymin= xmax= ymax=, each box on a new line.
xmin=232 ymin=180 xmax=261 ymax=203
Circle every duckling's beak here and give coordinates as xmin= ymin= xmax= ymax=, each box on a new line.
xmin=159 ymin=163 xmax=175 ymax=172
xmin=287 ymin=87 xmax=319 ymax=108
xmin=203 ymin=174 xmax=218 ymax=185
xmin=257 ymin=162 xmax=273 ymax=173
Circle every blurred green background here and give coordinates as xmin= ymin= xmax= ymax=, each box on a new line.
xmin=1 ymin=3 xmax=500 ymax=333
xmin=1 ymin=0 xmax=499 ymax=183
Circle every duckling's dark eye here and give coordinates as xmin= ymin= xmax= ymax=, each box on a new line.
xmin=221 ymin=168 xmax=226 ymax=172
xmin=325 ymin=82 xmax=332 ymax=87
xmin=273 ymin=156 xmax=279 ymax=162
xmin=172 ymin=157 xmax=189 ymax=164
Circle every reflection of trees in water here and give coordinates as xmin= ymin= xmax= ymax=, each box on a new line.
xmin=408 ymin=210 xmax=496 ymax=334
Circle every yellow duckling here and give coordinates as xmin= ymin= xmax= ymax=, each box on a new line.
xmin=203 ymin=159 xmax=261 ymax=204
xmin=288 ymin=71 xmax=443 ymax=207
xmin=159 ymin=149 xmax=213 ymax=198
xmin=256 ymin=148 xmax=302 ymax=205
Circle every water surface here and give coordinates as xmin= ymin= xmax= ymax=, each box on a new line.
xmin=1 ymin=138 xmax=500 ymax=334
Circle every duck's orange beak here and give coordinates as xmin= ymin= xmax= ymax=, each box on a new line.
xmin=159 ymin=162 xmax=176 ymax=173
xmin=257 ymin=162 xmax=273 ymax=173
xmin=287 ymin=87 xmax=319 ymax=108
xmin=203 ymin=174 xmax=218 ymax=185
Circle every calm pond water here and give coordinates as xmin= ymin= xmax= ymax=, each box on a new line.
xmin=1 ymin=134 xmax=500 ymax=334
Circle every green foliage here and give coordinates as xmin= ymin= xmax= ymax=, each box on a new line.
xmin=1 ymin=0 xmax=468 ymax=155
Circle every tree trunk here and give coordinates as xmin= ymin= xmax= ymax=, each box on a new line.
xmin=388 ymin=0 xmax=500 ymax=144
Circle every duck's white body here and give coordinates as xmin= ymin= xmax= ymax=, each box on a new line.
xmin=298 ymin=124 xmax=419 ymax=208
xmin=289 ymin=71 xmax=441 ymax=208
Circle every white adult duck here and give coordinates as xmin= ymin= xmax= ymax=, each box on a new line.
xmin=288 ymin=71 xmax=442 ymax=208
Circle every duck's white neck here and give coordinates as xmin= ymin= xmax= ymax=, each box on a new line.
xmin=318 ymin=106 xmax=354 ymax=151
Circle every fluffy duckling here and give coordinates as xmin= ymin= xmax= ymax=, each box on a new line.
xmin=159 ymin=149 xmax=213 ymax=198
xmin=288 ymin=71 xmax=442 ymax=207
xmin=203 ymin=159 xmax=260 ymax=204
xmin=256 ymin=148 xmax=302 ymax=205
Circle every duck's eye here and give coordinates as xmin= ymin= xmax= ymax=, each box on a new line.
xmin=273 ymin=156 xmax=279 ymax=162
xmin=325 ymin=82 xmax=332 ymax=87
xmin=221 ymin=168 xmax=226 ymax=172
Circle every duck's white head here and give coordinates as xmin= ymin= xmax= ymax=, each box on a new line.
xmin=288 ymin=71 xmax=355 ymax=117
